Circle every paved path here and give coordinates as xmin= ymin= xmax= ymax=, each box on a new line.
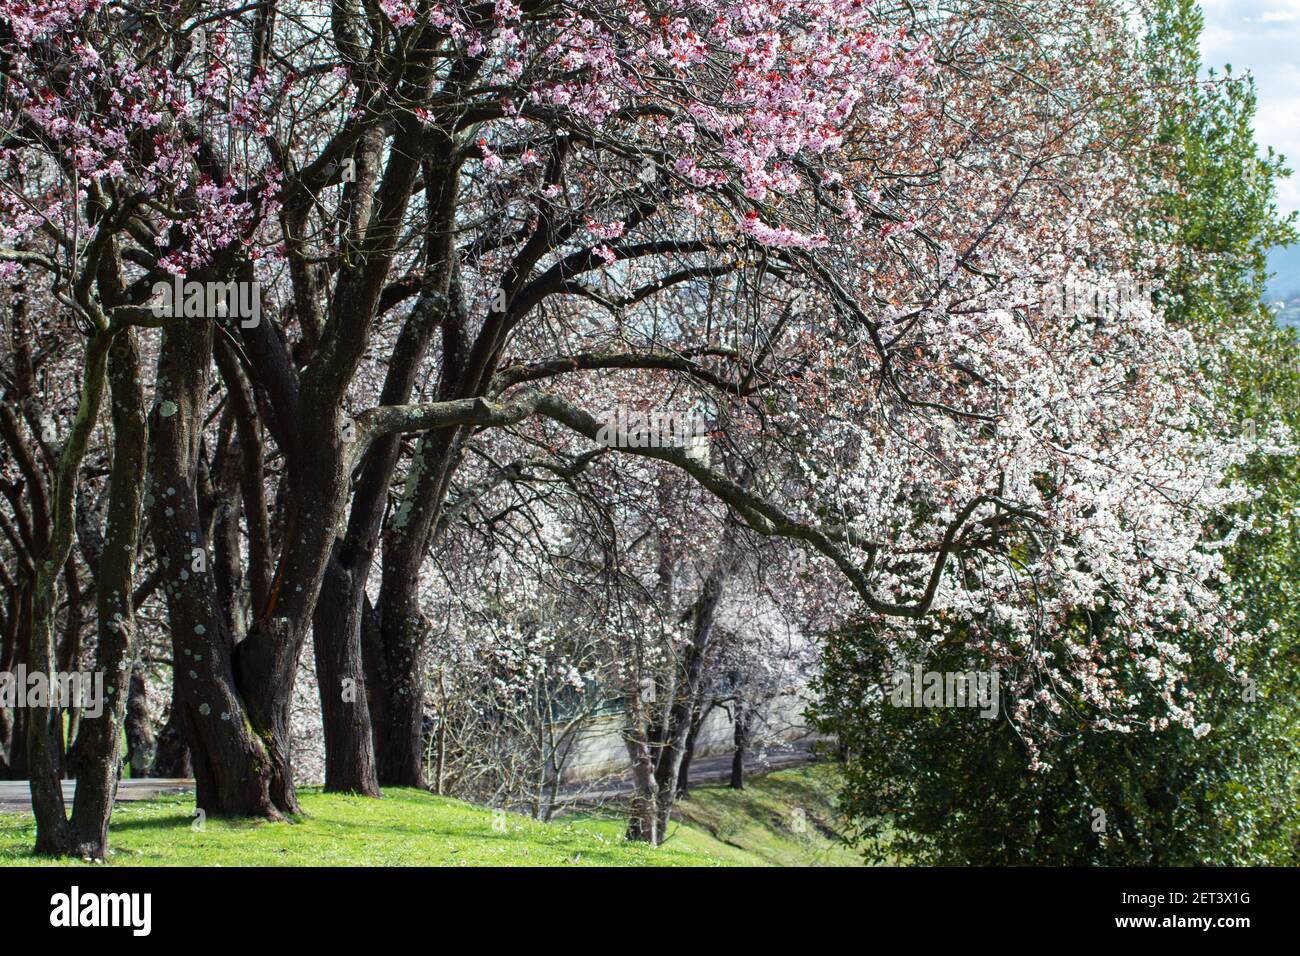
xmin=0 ymin=778 xmax=194 ymax=814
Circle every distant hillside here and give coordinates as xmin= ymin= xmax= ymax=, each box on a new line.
xmin=1267 ymin=244 xmax=1300 ymax=301
xmin=1265 ymin=246 xmax=1300 ymax=328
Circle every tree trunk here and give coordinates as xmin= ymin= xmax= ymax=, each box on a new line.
xmin=369 ymin=601 xmax=432 ymax=787
xmin=149 ymin=317 xmax=282 ymax=819
xmin=623 ymin=720 xmax=659 ymax=844
xmin=372 ymin=430 xmax=463 ymax=788
xmin=0 ymin=584 xmax=26 ymax=779
xmin=26 ymin=330 xmax=111 ymax=855
xmin=151 ymin=682 xmax=191 ymax=778
xmin=730 ymin=695 xmax=748 ymax=790
xmin=292 ymin=133 xmax=452 ymax=793
xmin=677 ymin=705 xmax=706 ymax=799
xmin=56 ymin=557 xmax=83 ymax=777
xmin=69 ymin=328 xmax=148 ymax=859
xmin=125 ymin=663 xmax=156 ymax=778
xmin=312 ymin=544 xmax=379 ymax=795
xmin=650 ymin=533 xmax=737 ymax=841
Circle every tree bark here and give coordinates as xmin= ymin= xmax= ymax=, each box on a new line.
xmin=312 ymin=543 xmax=380 ymax=795
xmin=149 ymin=317 xmax=282 ymax=818
xmin=650 ymin=531 xmax=738 ymax=841
xmin=730 ymin=693 xmax=748 ymax=790
xmin=372 ymin=428 xmax=463 ymax=787
xmin=677 ymin=705 xmax=706 ymax=799
xmin=623 ymin=689 xmax=659 ymax=845
xmin=69 ymin=328 xmax=148 ymax=859
xmin=151 ymin=682 xmax=191 ymax=778
xmin=26 ymin=329 xmax=111 ymax=855
xmin=313 ymin=144 xmax=457 ymax=794
xmin=125 ymin=663 xmax=156 ymax=778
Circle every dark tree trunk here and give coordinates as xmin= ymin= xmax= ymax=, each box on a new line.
xmin=0 ymin=535 xmax=33 ymax=785
xmin=150 ymin=317 xmax=282 ymax=819
xmin=151 ymin=683 xmax=191 ymax=778
xmin=232 ymin=617 xmax=303 ymax=814
xmin=0 ymin=584 xmax=23 ymax=778
xmin=650 ymin=533 xmax=737 ymax=841
xmin=26 ymin=577 xmax=71 ymax=853
xmin=69 ymin=328 xmax=148 ymax=859
xmin=125 ymin=663 xmax=156 ymax=778
xmin=313 ymin=544 xmax=380 ymax=795
xmin=315 ymin=146 xmax=456 ymax=794
xmin=229 ymin=119 xmax=428 ymax=803
xmin=7 ymin=704 xmax=28 ymax=780
xmin=676 ymin=705 xmax=706 ymax=799
xmin=370 ymin=600 xmax=433 ymax=788
xmin=372 ymin=428 xmax=463 ymax=788
xmin=730 ymin=695 xmax=748 ymax=790
xmin=26 ymin=330 xmax=112 ymax=855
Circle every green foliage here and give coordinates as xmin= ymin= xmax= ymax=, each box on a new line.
xmin=814 ymin=616 xmax=1297 ymax=864
xmin=814 ymin=0 xmax=1300 ymax=865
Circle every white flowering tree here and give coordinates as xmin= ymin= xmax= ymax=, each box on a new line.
xmin=0 ymin=0 xmax=1252 ymax=857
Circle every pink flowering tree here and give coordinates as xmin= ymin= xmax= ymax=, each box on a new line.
xmin=0 ymin=0 xmax=1251 ymax=856
xmin=0 ymin=0 xmax=277 ymax=853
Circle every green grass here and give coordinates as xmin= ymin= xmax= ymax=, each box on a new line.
xmin=671 ymin=763 xmax=869 ymax=866
xmin=0 ymin=764 xmax=865 ymax=867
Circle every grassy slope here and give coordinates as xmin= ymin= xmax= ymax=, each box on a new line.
xmin=670 ymin=762 xmax=866 ymax=866
xmin=0 ymin=765 xmax=865 ymax=867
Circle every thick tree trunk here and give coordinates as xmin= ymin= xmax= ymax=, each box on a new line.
xmin=368 ymin=603 xmax=432 ymax=787
xmin=203 ymin=113 xmax=427 ymax=802
xmin=676 ymin=706 xmax=705 ymax=799
xmin=310 ymin=288 xmax=447 ymax=795
xmin=232 ymin=617 xmax=302 ymax=814
xmin=312 ymin=545 xmax=379 ymax=795
xmin=373 ymin=427 xmax=463 ymax=788
xmin=150 ymin=318 xmax=282 ymax=819
xmin=313 ymin=148 xmax=456 ymax=792
xmin=27 ymin=585 xmax=71 ymax=853
xmin=365 ymin=222 xmax=469 ymax=785
xmin=68 ymin=329 xmax=148 ymax=859
xmin=232 ymin=361 xmax=377 ymax=811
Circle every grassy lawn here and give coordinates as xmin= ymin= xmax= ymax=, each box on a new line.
xmin=0 ymin=765 xmax=867 ymax=867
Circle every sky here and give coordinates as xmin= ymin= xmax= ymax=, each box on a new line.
xmin=1198 ymin=0 xmax=1300 ymax=295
